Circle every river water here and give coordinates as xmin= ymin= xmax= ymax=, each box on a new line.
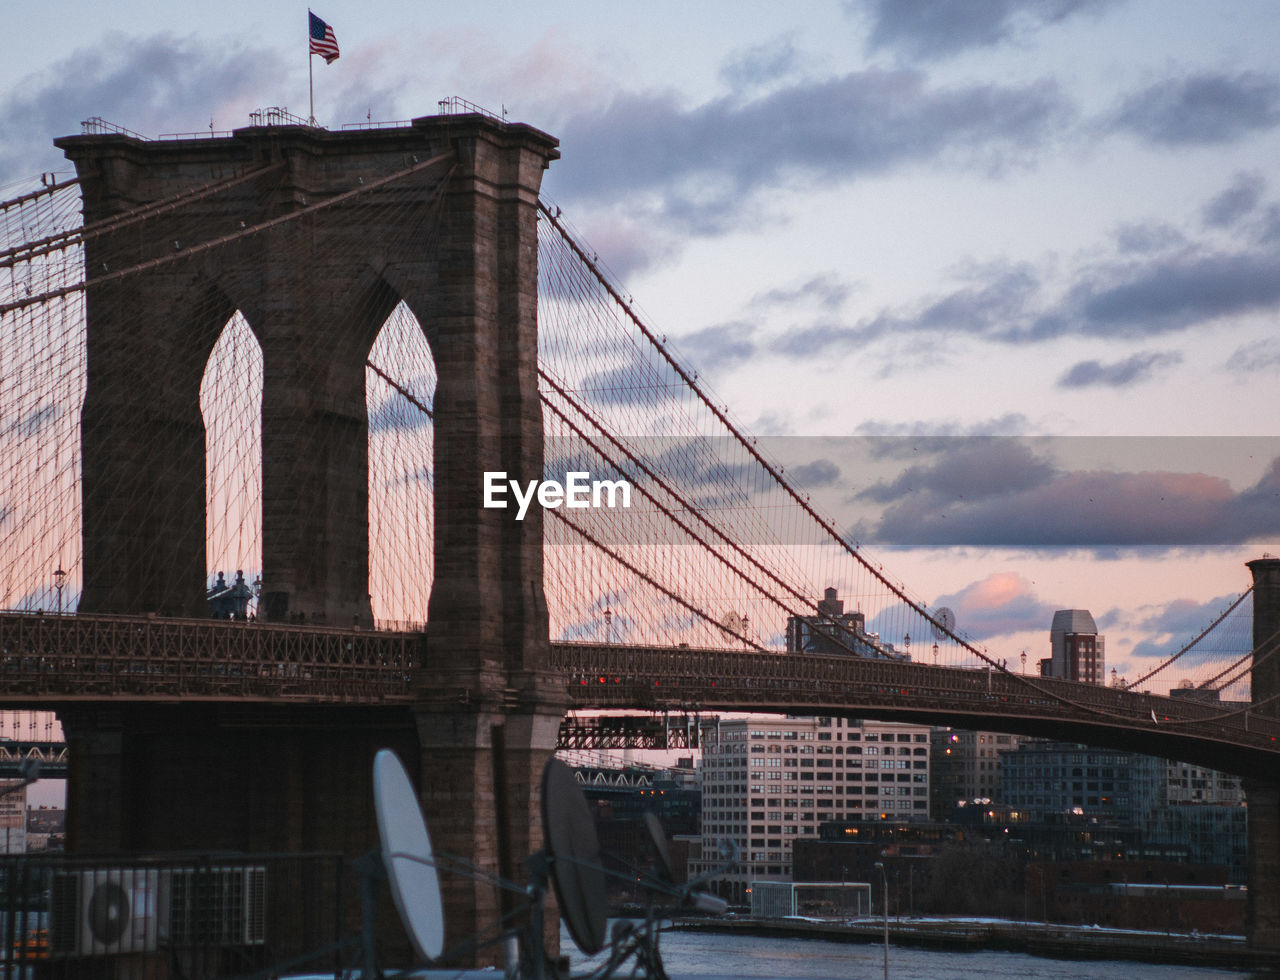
xmin=561 ymin=924 xmax=1259 ymax=979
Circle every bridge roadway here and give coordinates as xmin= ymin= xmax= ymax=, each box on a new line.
xmin=0 ymin=742 xmax=67 ymax=779
xmin=1 ymin=612 xmax=1275 ymax=774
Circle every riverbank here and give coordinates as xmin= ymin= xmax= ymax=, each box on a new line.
xmin=670 ymin=915 xmax=1280 ymax=972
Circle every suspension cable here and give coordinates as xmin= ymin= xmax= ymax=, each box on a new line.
xmin=1124 ymin=586 xmax=1254 ymax=691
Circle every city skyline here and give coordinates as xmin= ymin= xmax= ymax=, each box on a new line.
xmin=3 ymin=1 xmax=1278 ymax=684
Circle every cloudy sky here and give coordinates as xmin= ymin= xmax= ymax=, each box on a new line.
xmin=5 ymin=0 xmax=1279 ymax=688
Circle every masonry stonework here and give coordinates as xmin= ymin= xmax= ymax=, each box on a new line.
xmin=56 ymin=114 xmax=565 ymax=966
xmin=1247 ymin=556 xmax=1280 ymax=949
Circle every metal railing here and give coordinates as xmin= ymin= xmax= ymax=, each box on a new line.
xmin=158 ymin=128 xmax=237 ymax=140
xmin=340 ymin=118 xmax=415 ymax=131
xmin=436 ymin=96 xmax=507 ymax=121
xmin=79 ymin=117 xmax=148 ymax=140
xmin=246 ymin=106 xmax=314 ymax=128
xmin=0 ymin=612 xmax=420 ymax=704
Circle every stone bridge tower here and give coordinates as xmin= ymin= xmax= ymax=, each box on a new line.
xmin=55 ymin=113 xmax=564 ymax=962
xmin=1247 ymin=556 xmax=1280 ymax=950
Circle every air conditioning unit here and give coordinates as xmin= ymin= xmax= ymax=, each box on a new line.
xmin=49 ymin=863 xmax=268 ymax=957
xmin=50 ymin=868 xmax=167 ymax=956
xmin=167 ymin=865 xmax=267 ymax=947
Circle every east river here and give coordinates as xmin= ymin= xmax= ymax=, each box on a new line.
xmin=562 ymin=924 xmax=1261 ymax=979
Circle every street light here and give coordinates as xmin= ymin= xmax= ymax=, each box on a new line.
xmin=53 ymin=566 xmax=66 ymax=616
xmin=873 ymin=861 xmax=888 ymax=980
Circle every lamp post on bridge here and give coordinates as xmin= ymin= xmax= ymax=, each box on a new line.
xmin=53 ymin=565 xmax=65 ymax=616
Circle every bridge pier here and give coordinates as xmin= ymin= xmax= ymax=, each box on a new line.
xmin=413 ymin=700 xmax=565 ymax=957
xmin=1247 ymin=556 xmax=1280 ymax=949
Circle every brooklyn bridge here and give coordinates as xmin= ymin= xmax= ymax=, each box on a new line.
xmin=1 ymin=106 xmax=1278 ymax=958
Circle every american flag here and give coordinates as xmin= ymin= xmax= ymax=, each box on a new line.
xmin=309 ymin=12 xmax=340 ymax=64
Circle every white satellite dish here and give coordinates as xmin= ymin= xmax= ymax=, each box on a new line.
xmin=373 ymin=748 xmax=445 ymax=963
xmin=930 ymin=607 xmax=956 ymax=641
xmin=719 ymin=612 xmax=744 ymax=635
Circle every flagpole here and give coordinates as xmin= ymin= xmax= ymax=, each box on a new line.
xmin=307 ymin=9 xmax=315 ymax=125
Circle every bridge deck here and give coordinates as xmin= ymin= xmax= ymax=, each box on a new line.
xmin=1 ymin=613 xmax=1275 ymax=771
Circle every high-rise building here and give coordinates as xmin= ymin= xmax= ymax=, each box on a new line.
xmin=1165 ymin=761 xmax=1243 ymax=805
xmin=929 ymin=728 xmax=1022 ymax=818
xmin=1001 ymin=740 xmax=1164 ymax=823
xmin=1040 ymin=609 xmax=1105 ymax=684
xmin=693 ymin=716 xmax=930 ymax=902
xmin=785 ymin=587 xmax=905 ymax=659
xmin=1000 ymin=740 xmax=1247 ymax=878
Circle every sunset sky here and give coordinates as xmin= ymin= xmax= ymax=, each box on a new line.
xmin=4 ymin=0 xmax=1279 ymax=692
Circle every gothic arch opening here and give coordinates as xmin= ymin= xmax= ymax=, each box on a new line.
xmin=200 ymin=311 xmax=263 ymax=620
xmin=366 ymin=300 xmax=436 ymax=628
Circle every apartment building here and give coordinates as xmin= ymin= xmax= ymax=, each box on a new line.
xmin=694 ymin=715 xmax=930 ymax=902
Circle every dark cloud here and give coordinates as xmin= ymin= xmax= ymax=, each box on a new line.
xmin=2 ymin=402 xmax=60 ymax=439
xmin=1226 ymin=337 xmax=1280 ymax=374
xmin=1259 ymin=205 xmax=1280 ymax=244
xmin=1219 ymin=457 xmax=1280 ymax=543
xmin=1126 ymin=589 xmax=1252 ymax=669
xmin=1057 ymin=350 xmax=1181 ymax=389
xmin=368 ymin=371 xmax=435 ymax=433
xmin=857 ymin=439 xmax=1054 ymax=504
xmin=1202 ymin=172 xmax=1266 ymax=229
xmin=858 ymin=447 xmax=1280 ymax=546
xmin=759 ymin=217 xmax=1280 ymax=358
xmin=1112 ymin=221 xmax=1186 ymax=256
xmin=554 ymin=70 xmax=1070 ymax=230
xmin=770 ymin=262 xmax=1040 ymax=356
xmin=1135 ymin=592 xmax=1247 ymax=638
xmin=719 ymin=36 xmax=801 ymax=91
xmin=0 ymin=33 xmax=288 ymax=184
xmin=384 ymin=465 xmax=433 ymax=488
xmin=859 ymin=0 xmax=1118 ymax=61
xmin=768 ymin=320 xmax=853 ymax=359
xmin=1040 ymin=248 xmax=1280 ymax=339
xmin=671 ymin=322 xmax=758 ymax=374
xmin=1110 ymin=71 xmax=1280 ymax=147
xmin=368 ymin=403 xmax=433 ymax=434
xmin=581 ymin=362 xmax=685 ymax=407
xmin=750 ymin=274 xmax=854 ymax=313
xmin=853 ymin=414 xmax=1033 ymax=438
xmin=789 ymin=458 xmax=841 ymax=489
